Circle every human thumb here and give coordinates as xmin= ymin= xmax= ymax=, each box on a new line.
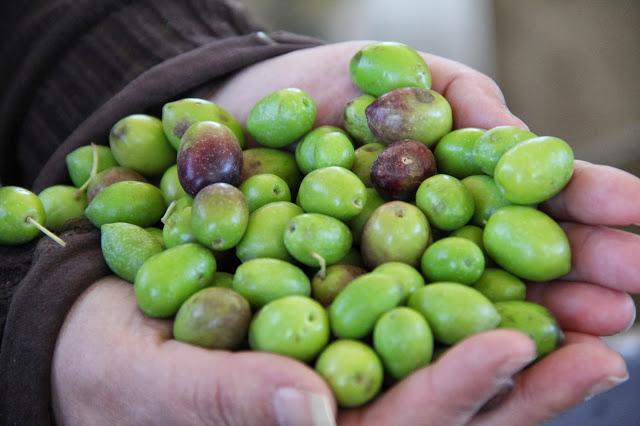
xmin=161 ymin=342 xmax=337 ymax=426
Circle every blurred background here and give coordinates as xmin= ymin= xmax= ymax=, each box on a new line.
xmin=240 ymin=0 xmax=640 ymax=424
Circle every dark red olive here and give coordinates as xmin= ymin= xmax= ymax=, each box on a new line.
xmin=371 ymin=140 xmax=437 ymax=200
xmin=177 ymin=121 xmax=243 ymax=196
xmin=365 ymin=87 xmax=452 ymax=147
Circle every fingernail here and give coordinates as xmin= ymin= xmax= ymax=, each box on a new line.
xmin=273 ymin=387 xmax=336 ymax=426
xmin=585 ymin=374 xmax=629 ymax=401
xmin=622 ymin=298 xmax=637 ymax=333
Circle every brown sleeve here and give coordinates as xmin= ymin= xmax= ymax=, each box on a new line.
xmin=0 ymin=1 xmax=322 ymax=424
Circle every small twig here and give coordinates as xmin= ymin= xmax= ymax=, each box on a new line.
xmin=26 ymin=217 xmax=66 ymax=247
xmin=161 ymin=201 xmax=177 ymax=224
xmin=75 ymin=142 xmax=99 ymax=199
xmin=310 ymin=251 xmax=327 ymax=280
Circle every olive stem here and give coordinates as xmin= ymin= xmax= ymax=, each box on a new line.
xmin=160 ymin=201 xmax=176 ymax=224
xmin=74 ymin=142 xmax=99 ymax=199
xmin=310 ymin=251 xmax=327 ymax=280
xmin=26 ymin=217 xmax=66 ymax=247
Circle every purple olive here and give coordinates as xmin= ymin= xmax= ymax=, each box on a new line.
xmin=177 ymin=121 xmax=243 ymax=196
xmin=366 ymin=87 xmax=452 ymax=147
xmin=371 ymin=140 xmax=437 ymax=200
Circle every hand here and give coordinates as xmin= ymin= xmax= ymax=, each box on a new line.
xmin=52 ymin=41 xmax=639 ymax=425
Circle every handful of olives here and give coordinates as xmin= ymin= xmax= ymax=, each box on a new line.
xmin=0 ymin=41 xmax=575 ymax=408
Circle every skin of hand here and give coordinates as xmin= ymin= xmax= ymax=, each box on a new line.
xmin=51 ymin=41 xmax=639 ymax=426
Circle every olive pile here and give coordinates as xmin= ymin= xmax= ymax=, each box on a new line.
xmin=0 ymin=42 xmax=574 ymax=407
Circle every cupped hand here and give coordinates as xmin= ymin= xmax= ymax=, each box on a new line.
xmin=52 ymin=41 xmax=639 ymax=425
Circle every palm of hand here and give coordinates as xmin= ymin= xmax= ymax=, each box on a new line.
xmin=53 ymin=41 xmax=639 ymax=426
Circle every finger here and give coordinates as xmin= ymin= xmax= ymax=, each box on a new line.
xmin=155 ymin=344 xmax=337 ymax=426
xmin=212 ymin=42 xmax=363 ymax=126
xmin=562 ymin=331 xmax=609 ymax=346
xmin=471 ymin=332 xmax=629 ymax=426
xmin=212 ymin=41 xmax=528 ymax=131
xmin=53 ymin=277 xmax=337 ymax=426
xmin=542 ymin=160 xmax=640 ymax=226
xmin=340 ymin=330 xmax=536 ymax=426
xmin=562 ymin=223 xmax=640 ymax=292
xmin=424 ymin=53 xmax=528 ymax=130
xmin=527 ymin=281 xmax=636 ymax=336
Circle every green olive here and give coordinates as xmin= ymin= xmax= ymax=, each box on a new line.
xmin=247 ymin=88 xmax=317 ymax=148
xmin=249 ymin=296 xmax=329 ymax=362
xmin=315 ymin=340 xmax=383 ymax=407
xmin=408 ymin=283 xmax=500 ymax=345
xmin=494 ymin=136 xmax=574 ymax=204
xmin=483 ymin=206 xmax=571 ymax=281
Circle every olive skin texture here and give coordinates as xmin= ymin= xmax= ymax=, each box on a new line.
xmin=144 ymin=227 xmax=164 ymax=247
xmin=284 ymin=213 xmax=352 ymax=267
xmin=315 ymin=340 xmax=383 ymax=407
xmin=371 ymin=140 xmax=437 ymax=200
xmin=249 ymin=296 xmax=329 ymax=362
xmin=495 ymin=301 xmax=564 ymax=357
xmin=85 ymin=181 xmax=165 ymax=228
xmin=349 ymin=42 xmax=431 ymax=96
xmin=483 ymin=206 xmax=571 ymax=281
xmin=450 ymin=225 xmax=491 ymax=264
xmin=211 ymin=272 xmax=234 ymax=289
xmin=462 ymin=175 xmax=511 ymax=226
xmin=473 ymin=126 xmax=537 ymax=176
xmin=373 ymin=262 xmax=425 ymax=300
xmin=348 ymin=188 xmax=385 ymax=243
xmin=472 ymin=268 xmax=526 ymax=302
xmin=421 ymin=237 xmax=485 ymax=285
xmin=65 ymin=145 xmax=118 ymax=187
xmin=173 ymin=287 xmax=251 ymax=350
xmin=415 ymin=174 xmax=474 ymax=231
xmin=232 ymin=258 xmax=311 ymax=309
xmin=162 ymin=98 xmax=245 ymax=150
xmin=101 ymin=223 xmax=163 ymax=283
xmin=408 ymin=282 xmax=501 ymax=345
xmin=162 ymin=205 xmax=197 ymax=248
xmin=312 ymin=264 xmax=366 ymax=307
xmin=297 ymin=167 xmax=367 ymax=221
xmin=247 ymin=88 xmax=317 ymax=148
xmin=373 ymin=307 xmax=434 ymax=379
xmin=361 ymin=201 xmax=430 ymax=268
xmin=38 ymin=185 xmax=87 ymax=231
xmin=295 ymin=126 xmax=347 ymax=174
xmin=241 ymin=148 xmax=302 ymax=190
xmin=236 ymin=201 xmax=303 ymax=262
xmin=239 ymin=173 xmax=291 ymax=213
xmin=159 ymin=165 xmax=188 ymax=204
xmin=134 ymin=243 xmax=216 ymax=318
xmin=177 ymin=121 xmax=243 ymax=196
xmin=313 ymin=131 xmax=355 ymax=170
xmin=366 ymin=87 xmax=452 ymax=147
xmin=191 ymin=183 xmax=249 ymax=251
xmin=109 ymin=114 xmax=176 ymax=176
xmin=434 ymin=128 xmax=485 ymax=178
xmin=343 ymin=95 xmax=381 ymax=145
xmin=494 ymin=136 xmax=574 ymax=204
xmin=352 ymin=143 xmax=385 ymax=187
xmin=329 ymin=273 xmax=405 ymax=339
xmin=87 ymin=167 xmax=147 ymax=203
xmin=0 ymin=186 xmax=47 ymax=245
